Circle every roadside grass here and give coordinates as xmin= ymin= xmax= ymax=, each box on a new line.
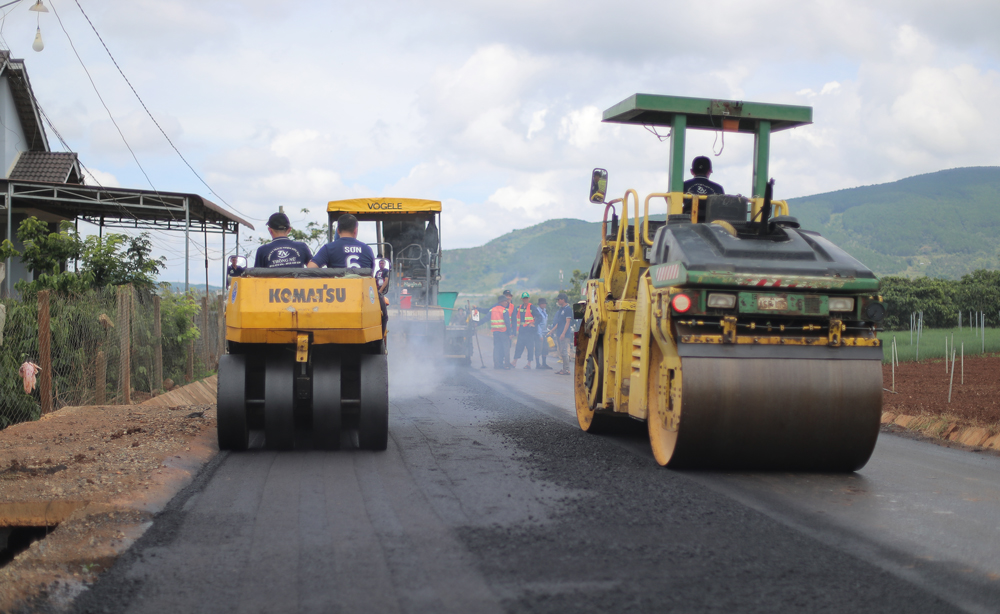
xmin=878 ymin=327 xmax=1000 ymax=363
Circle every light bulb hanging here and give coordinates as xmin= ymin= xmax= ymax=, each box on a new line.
xmin=28 ymin=0 xmax=48 ymax=12
xmin=31 ymin=27 xmax=43 ymax=52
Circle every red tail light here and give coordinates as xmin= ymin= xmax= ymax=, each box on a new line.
xmin=671 ymin=293 xmax=692 ymax=313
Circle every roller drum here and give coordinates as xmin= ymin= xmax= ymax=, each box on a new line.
xmin=670 ymin=357 xmax=882 ymax=470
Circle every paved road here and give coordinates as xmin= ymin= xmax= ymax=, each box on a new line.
xmin=71 ymin=340 xmax=1000 ymax=613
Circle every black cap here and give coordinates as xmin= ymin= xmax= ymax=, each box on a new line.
xmin=503 ymin=289 xmax=513 ymax=296
xmin=691 ymin=156 xmax=712 ymax=175
xmin=267 ymin=212 xmax=290 ymax=230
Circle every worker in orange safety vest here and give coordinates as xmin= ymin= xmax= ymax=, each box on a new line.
xmin=490 ymin=294 xmax=512 ymax=369
xmin=511 ymin=292 xmax=538 ymax=369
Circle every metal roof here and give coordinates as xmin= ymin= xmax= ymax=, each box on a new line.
xmin=0 ymin=179 xmax=254 ymax=233
xmin=603 ymin=94 xmax=812 ymax=133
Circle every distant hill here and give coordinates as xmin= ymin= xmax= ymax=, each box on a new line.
xmin=788 ymin=167 xmax=1000 ymax=279
xmin=440 ymin=167 xmax=1000 ymax=294
xmin=441 ymin=218 xmax=601 ymax=295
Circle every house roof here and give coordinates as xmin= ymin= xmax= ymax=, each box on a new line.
xmin=0 ymin=51 xmax=48 ymax=152
xmin=9 ymin=151 xmax=82 ymax=183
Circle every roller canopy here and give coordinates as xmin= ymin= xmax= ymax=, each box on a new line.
xmin=602 ymin=94 xmax=812 ymax=133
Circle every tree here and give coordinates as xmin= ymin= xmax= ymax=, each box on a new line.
xmin=561 ymin=269 xmax=588 ymax=300
xmin=0 ymin=216 xmax=165 ymax=294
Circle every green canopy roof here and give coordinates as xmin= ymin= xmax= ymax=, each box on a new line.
xmin=603 ymin=94 xmax=812 ymax=133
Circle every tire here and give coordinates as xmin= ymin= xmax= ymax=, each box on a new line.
xmin=358 ymin=354 xmax=389 ymax=451
xmin=264 ymin=352 xmax=295 ymax=450
xmin=217 ymin=354 xmax=248 ymax=451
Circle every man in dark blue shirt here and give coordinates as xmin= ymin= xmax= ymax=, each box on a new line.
xmin=683 ymin=156 xmax=725 ymax=195
xmin=254 ymin=212 xmax=312 ymax=268
xmin=308 ymin=214 xmax=376 ymax=270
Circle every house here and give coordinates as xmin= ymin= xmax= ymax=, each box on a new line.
xmin=0 ymin=51 xmax=251 ymax=296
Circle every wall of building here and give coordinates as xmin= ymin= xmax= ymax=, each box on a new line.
xmin=0 ymin=75 xmax=27 ymax=178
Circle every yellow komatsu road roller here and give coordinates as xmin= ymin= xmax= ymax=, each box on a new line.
xmin=576 ymin=94 xmax=886 ymax=470
xmin=217 ymin=263 xmax=388 ymax=451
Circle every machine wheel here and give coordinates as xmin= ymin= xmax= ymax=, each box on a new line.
xmin=646 ymin=341 xmax=678 ymax=466
xmin=264 ymin=352 xmax=295 ymax=450
xmin=312 ymin=351 xmax=342 ymax=450
xmin=358 ymin=354 xmax=389 ymax=451
xmin=217 ymin=354 xmax=248 ymax=451
xmin=574 ymin=331 xmax=616 ymax=433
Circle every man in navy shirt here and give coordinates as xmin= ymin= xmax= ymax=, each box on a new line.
xmin=254 ymin=212 xmax=312 ymax=268
xmin=308 ymin=214 xmax=376 ymax=270
xmin=683 ymin=156 xmax=725 ymax=195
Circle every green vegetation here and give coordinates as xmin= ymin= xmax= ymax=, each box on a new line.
xmin=879 ymin=327 xmax=1000 ymax=364
xmin=880 ymin=270 xmax=1000 ymax=330
xmin=0 ymin=217 xmax=204 ymax=428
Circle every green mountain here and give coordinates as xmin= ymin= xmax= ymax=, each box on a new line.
xmin=441 ymin=167 xmax=1000 ymax=294
xmin=441 ymin=218 xmax=600 ymax=295
xmin=789 ymin=167 xmax=1000 ymax=279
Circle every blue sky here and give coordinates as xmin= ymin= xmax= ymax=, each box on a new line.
xmin=2 ymin=0 xmax=999 ymax=284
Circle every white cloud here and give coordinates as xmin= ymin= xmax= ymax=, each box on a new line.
xmin=3 ymin=0 xmax=999 ymax=282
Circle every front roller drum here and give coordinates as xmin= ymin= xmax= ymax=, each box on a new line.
xmin=217 ymin=354 xmax=248 ymax=451
xmin=647 ymin=349 xmax=883 ymax=471
xmin=358 ymin=354 xmax=389 ymax=451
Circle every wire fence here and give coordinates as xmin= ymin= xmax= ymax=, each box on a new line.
xmin=0 ymin=285 xmax=224 ymax=429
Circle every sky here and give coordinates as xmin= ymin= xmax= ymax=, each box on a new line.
xmin=1 ymin=0 xmax=999 ymax=285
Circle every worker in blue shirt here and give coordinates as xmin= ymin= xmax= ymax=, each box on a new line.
xmin=683 ymin=156 xmax=725 ymax=195
xmin=254 ymin=212 xmax=312 ymax=268
xmin=308 ymin=214 xmax=376 ymax=270
xmin=309 ymin=213 xmax=386 ymax=335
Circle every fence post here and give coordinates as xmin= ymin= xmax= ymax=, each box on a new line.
xmin=95 ymin=350 xmax=106 ymax=404
xmin=118 ymin=285 xmax=131 ymax=404
xmin=153 ymin=294 xmax=162 ymax=392
xmin=202 ymin=295 xmax=210 ymax=368
xmin=37 ymin=290 xmax=52 ymax=414
xmin=215 ymin=294 xmax=225 ymax=368
xmin=186 ymin=322 xmax=194 ymax=383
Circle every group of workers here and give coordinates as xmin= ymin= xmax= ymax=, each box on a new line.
xmin=490 ymin=290 xmax=574 ymax=375
xmin=253 ymin=211 xmax=389 ymax=331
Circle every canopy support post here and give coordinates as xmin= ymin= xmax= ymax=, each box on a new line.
xmin=752 ymin=120 xmax=772 ymax=198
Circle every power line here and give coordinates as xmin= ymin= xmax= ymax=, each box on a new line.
xmin=49 ymin=0 xmax=160 ymax=196
xmin=71 ymin=0 xmax=239 ymax=215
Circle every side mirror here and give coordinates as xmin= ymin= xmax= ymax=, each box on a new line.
xmin=589 ymin=168 xmax=608 ymax=204
xmin=572 ymin=300 xmax=587 ymax=320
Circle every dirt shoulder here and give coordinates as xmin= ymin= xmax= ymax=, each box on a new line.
xmin=0 ymin=378 xmax=218 ymax=613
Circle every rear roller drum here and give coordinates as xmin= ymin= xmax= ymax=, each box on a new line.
xmin=358 ymin=354 xmax=389 ymax=451
xmin=312 ymin=350 xmax=342 ymax=450
xmin=217 ymin=354 xmax=249 ymax=451
xmin=264 ymin=353 xmax=295 ymax=451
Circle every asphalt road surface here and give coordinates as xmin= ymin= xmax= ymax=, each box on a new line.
xmin=71 ymin=341 xmax=1000 ymax=614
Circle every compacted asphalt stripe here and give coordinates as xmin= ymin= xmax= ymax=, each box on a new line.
xmin=65 ymin=345 xmax=986 ymax=613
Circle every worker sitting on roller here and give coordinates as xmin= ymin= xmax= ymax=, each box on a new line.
xmin=309 ymin=214 xmax=387 ymax=334
xmin=309 ymin=214 xmax=375 ymax=270
xmin=683 ymin=156 xmax=725 ymax=196
xmin=254 ymin=212 xmax=312 ymax=268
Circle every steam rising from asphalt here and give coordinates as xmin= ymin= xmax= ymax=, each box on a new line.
xmin=388 ymin=334 xmax=447 ymax=399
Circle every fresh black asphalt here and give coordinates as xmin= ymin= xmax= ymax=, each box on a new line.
xmin=69 ymin=368 xmax=972 ymax=613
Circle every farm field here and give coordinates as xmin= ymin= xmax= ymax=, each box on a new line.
xmin=882 ymin=355 xmax=1000 ymax=427
xmin=878 ymin=326 xmax=1000 ymax=363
